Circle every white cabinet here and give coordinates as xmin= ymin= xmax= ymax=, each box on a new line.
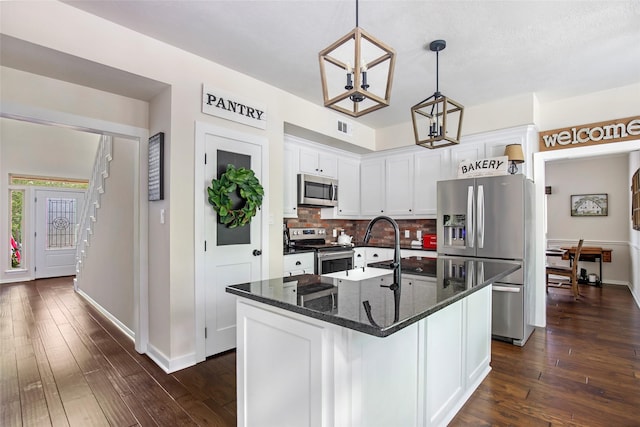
xmin=385 ymin=154 xmax=414 ymax=216
xmin=365 ymin=247 xmax=394 ymax=264
xmin=336 ymin=157 xmax=360 ymax=216
xmin=360 ymin=158 xmax=386 ymax=215
xmin=465 ymin=284 xmax=492 ymax=388
xmin=413 ymin=149 xmax=449 ymax=216
xmin=236 ymin=284 xmax=492 ymax=427
xmin=449 ymin=141 xmax=485 ymax=177
xmin=283 ymin=143 xmax=299 ymax=218
xmin=283 ymin=252 xmax=315 ymax=276
xmin=299 ymin=146 xmax=338 ymax=178
xmin=353 ymin=247 xmax=366 ymax=268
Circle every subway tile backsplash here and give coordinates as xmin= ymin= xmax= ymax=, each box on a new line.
xmin=285 ymin=207 xmax=436 ymax=247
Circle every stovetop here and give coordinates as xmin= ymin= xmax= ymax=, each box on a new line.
xmin=287 ymin=227 xmax=354 ymax=252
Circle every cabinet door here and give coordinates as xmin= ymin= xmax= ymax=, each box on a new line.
xmin=385 ymin=155 xmax=414 ymax=216
xmin=299 ymin=147 xmax=337 ymax=178
xmin=283 ymin=144 xmax=299 ymax=218
xmin=413 ymin=149 xmax=448 ymax=216
xmin=318 ymin=152 xmax=338 ymax=178
xmin=337 ymin=157 xmax=360 ymax=216
xmin=449 ymin=142 xmax=485 ymax=178
xmin=465 ymin=285 xmax=491 ymax=387
xmin=353 ymin=248 xmax=366 ymax=268
xmin=360 ymin=159 xmax=386 ymax=215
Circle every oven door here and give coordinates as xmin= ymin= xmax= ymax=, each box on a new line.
xmin=317 ymin=249 xmax=354 ymax=275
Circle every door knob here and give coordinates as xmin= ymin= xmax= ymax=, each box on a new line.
xmin=252 ymin=249 xmax=262 ymax=256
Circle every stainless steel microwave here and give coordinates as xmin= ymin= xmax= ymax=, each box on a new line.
xmin=297 ymin=174 xmax=338 ymax=207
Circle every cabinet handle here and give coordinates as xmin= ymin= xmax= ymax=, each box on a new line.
xmin=409 ymin=209 xmax=412 ymax=212
xmin=357 ymin=254 xmax=362 ymax=257
xmin=373 ymin=254 xmax=379 ymax=258
xmin=295 ymin=261 xmax=301 ymax=265
xmin=293 ymin=207 xmax=296 ymax=210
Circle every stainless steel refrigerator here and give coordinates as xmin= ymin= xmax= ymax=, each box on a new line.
xmin=437 ymin=174 xmax=535 ymax=346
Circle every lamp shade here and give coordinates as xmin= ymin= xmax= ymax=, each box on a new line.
xmin=504 ymin=144 xmax=525 ymax=164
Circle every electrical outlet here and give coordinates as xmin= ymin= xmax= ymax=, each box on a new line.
xmin=404 ymin=230 xmax=410 ymax=238
xmin=417 ymin=230 xmax=422 ymax=240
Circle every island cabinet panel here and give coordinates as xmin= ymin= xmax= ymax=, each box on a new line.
xmin=236 ymin=301 xmax=332 ymax=427
xmin=424 ymin=300 xmax=464 ymax=426
xmin=346 ymin=326 xmax=421 ymax=427
xmin=465 ymin=284 xmax=492 ymax=387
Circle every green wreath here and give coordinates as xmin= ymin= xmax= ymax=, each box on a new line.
xmin=207 ymin=164 xmax=264 ymax=228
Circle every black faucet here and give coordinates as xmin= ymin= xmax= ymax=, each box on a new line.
xmin=363 ymin=215 xmax=401 ymax=322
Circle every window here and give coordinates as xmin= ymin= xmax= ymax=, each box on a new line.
xmin=10 ymin=189 xmax=24 ymax=269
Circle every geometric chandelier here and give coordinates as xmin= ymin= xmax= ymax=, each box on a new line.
xmin=318 ymin=0 xmax=396 ymax=117
xmin=411 ymin=39 xmax=464 ymax=149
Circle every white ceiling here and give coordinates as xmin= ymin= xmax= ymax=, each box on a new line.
xmin=6 ymin=1 xmax=640 ymax=130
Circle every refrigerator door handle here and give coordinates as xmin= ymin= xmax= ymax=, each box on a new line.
xmin=493 ymin=285 xmax=522 ymax=293
xmin=467 ymin=186 xmax=474 ymax=248
xmin=477 ymin=184 xmax=485 ymax=248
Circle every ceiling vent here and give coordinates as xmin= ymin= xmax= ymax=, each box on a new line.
xmin=337 ymin=119 xmax=353 ymax=137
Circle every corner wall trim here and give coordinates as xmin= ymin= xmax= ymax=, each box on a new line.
xmin=76 ymin=288 xmax=135 ymax=340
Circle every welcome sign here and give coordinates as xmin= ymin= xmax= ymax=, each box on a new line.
xmin=539 ymin=116 xmax=640 ymax=152
xmin=202 ymin=84 xmax=267 ymax=130
xmin=457 ymin=156 xmax=509 ymax=178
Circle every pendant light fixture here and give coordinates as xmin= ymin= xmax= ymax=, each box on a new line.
xmin=411 ymin=40 xmax=464 ymax=149
xmin=318 ymin=0 xmax=396 ymax=117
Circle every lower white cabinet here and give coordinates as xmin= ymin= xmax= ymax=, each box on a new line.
xmin=283 ymin=252 xmax=314 ymax=276
xmin=235 ymin=285 xmax=492 ymax=427
xmin=353 ymin=247 xmax=366 ymax=268
xmin=365 ymin=247 xmax=394 ymax=264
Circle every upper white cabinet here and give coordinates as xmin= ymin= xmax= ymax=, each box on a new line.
xmin=385 ymin=154 xmax=414 ymax=216
xmin=299 ymin=147 xmax=338 ymax=178
xmin=413 ymin=149 xmax=449 ymax=216
xmin=450 ymin=125 xmax=536 ymax=179
xmin=337 ymin=157 xmax=360 ymax=216
xmin=360 ymin=158 xmax=386 ymax=215
xmin=285 ymin=125 xmax=537 ymax=219
xmin=283 ymin=143 xmax=299 ymax=218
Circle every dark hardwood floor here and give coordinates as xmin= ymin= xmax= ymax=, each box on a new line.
xmin=2 ymin=278 xmax=639 ymax=426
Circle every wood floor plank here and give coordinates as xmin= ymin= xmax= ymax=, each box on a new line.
xmin=5 ymin=276 xmax=638 ymax=427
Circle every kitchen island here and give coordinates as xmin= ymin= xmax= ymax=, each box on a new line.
xmin=226 ymin=256 xmax=519 ymax=427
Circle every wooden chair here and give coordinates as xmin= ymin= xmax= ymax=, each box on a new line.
xmin=546 ymin=239 xmax=584 ymax=298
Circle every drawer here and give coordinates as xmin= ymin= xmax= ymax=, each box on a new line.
xmin=284 ymin=252 xmax=315 ymax=275
xmin=602 ymin=251 xmax=611 ymax=262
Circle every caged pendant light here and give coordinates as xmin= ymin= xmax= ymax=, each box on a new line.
xmin=411 ymin=40 xmax=464 ymax=149
xmin=318 ymin=0 xmax=396 ymax=117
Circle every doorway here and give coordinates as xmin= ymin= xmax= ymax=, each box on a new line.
xmin=532 ymin=139 xmax=640 ymax=327
xmin=194 ymin=122 xmax=269 ymax=361
xmin=34 ymin=188 xmax=85 ymax=278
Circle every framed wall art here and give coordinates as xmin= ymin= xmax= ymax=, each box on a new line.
xmin=571 ymin=193 xmax=608 ymax=217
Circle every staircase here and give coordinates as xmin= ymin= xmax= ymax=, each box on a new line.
xmin=74 ymin=135 xmax=112 ymax=284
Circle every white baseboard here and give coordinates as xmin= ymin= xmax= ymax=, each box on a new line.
xmin=76 ymin=288 xmax=135 ymax=341
xmin=146 ymin=343 xmax=197 ymax=374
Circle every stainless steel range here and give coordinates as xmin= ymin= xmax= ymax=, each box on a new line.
xmin=287 ymin=227 xmax=354 ymax=275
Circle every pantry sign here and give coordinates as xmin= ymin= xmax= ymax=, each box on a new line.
xmin=539 ymin=116 xmax=640 ymax=152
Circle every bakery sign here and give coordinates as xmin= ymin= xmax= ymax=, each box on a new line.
xmin=202 ymin=84 xmax=267 ymax=130
xmin=539 ymin=116 xmax=640 ymax=152
xmin=457 ymin=156 xmax=508 ymax=178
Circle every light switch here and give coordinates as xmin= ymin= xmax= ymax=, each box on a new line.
xmin=404 ymin=230 xmax=410 ymax=238
xmin=160 ymin=209 xmax=165 ymax=224
xmin=417 ymin=230 xmax=422 ymax=240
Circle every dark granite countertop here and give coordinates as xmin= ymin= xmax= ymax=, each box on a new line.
xmin=368 ymin=256 xmax=437 ymax=277
xmin=227 ymin=256 xmax=520 ymax=337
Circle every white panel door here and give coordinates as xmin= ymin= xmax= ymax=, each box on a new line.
xmin=204 ymin=133 xmax=263 ymax=356
xmin=35 ymin=189 xmax=85 ymax=278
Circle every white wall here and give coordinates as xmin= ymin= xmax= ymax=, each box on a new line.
xmin=546 ymin=155 xmax=630 ymax=285
xmin=76 ymin=137 xmax=136 ymax=330
xmin=0 ymin=117 xmax=99 ymax=282
xmin=1 ymin=1 xmax=379 ymax=365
